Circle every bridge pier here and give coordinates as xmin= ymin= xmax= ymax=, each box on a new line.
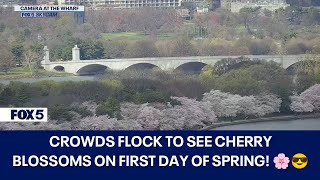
xmin=72 ymin=45 xmax=80 ymax=61
xmin=43 ymin=46 xmax=50 ymax=63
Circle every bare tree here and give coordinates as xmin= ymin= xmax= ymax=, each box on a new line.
xmin=0 ymin=48 xmax=14 ymax=74
xmin=87 ymin=8 xmax=182 ymax=35
xmin=23 ymin=47 xmax=42 ymax=76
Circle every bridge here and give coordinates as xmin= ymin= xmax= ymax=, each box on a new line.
xmin=41 ymin=45 xmax=309 ymax=75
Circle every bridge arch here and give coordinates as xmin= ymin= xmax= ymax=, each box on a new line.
xmin=286 ymin=60 xmax=319 ymax=75
xmin=53 ymin=65 xmax=65 ymax=72
xmin=76 ymin=64 xmax=109 ymax=75
xmin=125 ymin=63 xmax=161 ymax=71
xmin=175 ymin=62 xmax=208 ymax=75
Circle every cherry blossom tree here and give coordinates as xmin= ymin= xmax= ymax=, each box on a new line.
xmin=300 ymin=84 xmax=320 ymax=111
xmin=290 ymin=84 xmax=320 ymax=112
xmin=0 ymin=90 xmax=282 ymax=130
xmin=77 ymin=115 xmax=119 ymax=130
xmin=202 ymin=90 xmax=240 ymax=117
xmin=115 ymin=120 xmax=142 ymax=130
xmin=160 ymin=106 xmax=187 ymax=130
xmin=121 ymin=102 xmax=143 ymax=121
xmin=136 ymin=104 xmax=161 ymax=130
xmin=202 ymin=90 xmax=281 ymax=118
xmin=238 ymin=96 xmax=258 ymax=117
xmin=254 ymin=94 xmax=282 ymax=116
xmin=0 ymin=121 xmax=72 ymax=130
xmin=160 ymin=97 xmax=217 ymax=130
xmin=290 ymin=95 xmax=314 ymax=113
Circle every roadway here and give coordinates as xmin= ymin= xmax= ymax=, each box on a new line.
xmin=214 ymin=118 xmax=320 ymax=130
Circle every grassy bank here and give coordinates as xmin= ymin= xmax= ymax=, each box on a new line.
xmin=0 ymin=67 xmax=73 ymax=80
xmin=101 ymin=32 xmax=176 ymax=41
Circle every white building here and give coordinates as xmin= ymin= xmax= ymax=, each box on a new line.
xmin=58 ymin=0 xmax=182 ymax=8
xmin=221 ymin=0 xmax=289 ymax=13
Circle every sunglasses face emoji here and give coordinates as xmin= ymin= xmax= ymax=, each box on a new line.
xmin=292 ymin=153 xmax=308 ymax=169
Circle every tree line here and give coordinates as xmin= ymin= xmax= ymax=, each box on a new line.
xmin=1 ymin=83 xmax=319 ymax=130
xmin=1 ymin=5 xmax=320 ymax=73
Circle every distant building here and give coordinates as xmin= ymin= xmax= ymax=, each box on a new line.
xmin=196 ymin=6 xmax=208 ymax=13
xmin=220 ymin=0 xmax=289 ymax=12
xmin=176 ymin=8 xmax=190 ymax=19
xmin=36 ymin=0 xmax=57 ymax=5
xmin=0 ymin=0 xmax=19 ymax=7
xmin=58 ymin=0 xmax=182 ymax=9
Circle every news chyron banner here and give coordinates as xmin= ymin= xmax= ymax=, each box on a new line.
xmin=14 ymin=5 xmax=84 ymax=18
xmin=0 ymin=108 xmax=47 ymax=122
xmin=0 ymin=130 xmax=319 ymax=179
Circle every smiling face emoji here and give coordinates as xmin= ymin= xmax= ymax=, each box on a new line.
xmin=292 ymin=153 xmax=308 ymax=169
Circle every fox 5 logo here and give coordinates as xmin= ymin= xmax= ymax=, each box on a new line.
xmin=0 ymin=108 xmax=47 ymax=122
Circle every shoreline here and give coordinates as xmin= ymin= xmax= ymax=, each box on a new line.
xmin=201 ymin=113 xmax=320 ymax=130
xmin=0 ymin=74 xmax=74 ymax=81
xmin=0 ymin=75 xmax=96 ymax=85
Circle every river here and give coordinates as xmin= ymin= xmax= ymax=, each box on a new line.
xmin=214 ymin=118 xmax=320 ymax=130
xmin=0 ymin=76 xmax=97 ymax=85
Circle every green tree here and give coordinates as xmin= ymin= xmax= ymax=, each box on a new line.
xmin=0 ymin=87 xmax=15 ymax=106
xmin=15 ymin=85 xmax=30 ymax=106
xmin=11 ymin=43 xmax=24 ymax=66
xmin=79 ymin=40 xmax=105 ymax=60
xmin=0 ymin=48 xmax=15 ymax=74
xmin=247 ymin=62 xmax=293 ymax=112
xmin=70 ymin=106 xmax=93 ymax=118
xmin=200 ymin=65 xmax=215 ymax=80
xmin=96 ymin=97 xmax=121 ymax=119
xmin=53 ymin=45 xmax=73 ymax=61
xmin=49 ymin=104 xmax=73 ymax=122
xmin=247 ymin=62 xmax=292 ymax=95
xmin=293 ymin=55 xmax=320 ymax=92
xmin=295 ymin=73 xmax=320 ymax=93
xmin=216 ymin=69 xmax=265 ymax=96
xmin=7 ymin=82 xmax=31 ymax=106
xmin=214 ymin=57 xmax=251 ymax=75
xmin=133 ymin=91 xmax=171 ymax=104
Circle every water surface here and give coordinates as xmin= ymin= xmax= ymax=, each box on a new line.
xmin=215 ymin=118 xmax=320 ymax=130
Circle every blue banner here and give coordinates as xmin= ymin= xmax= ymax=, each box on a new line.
xmin=20 ymin=12 xmax=58 ymax=18
xmin=0 ymin=131 xmax=319 ymax=180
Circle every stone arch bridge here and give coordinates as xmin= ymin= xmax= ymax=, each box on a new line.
xmin=41 ymin=46 xmax=310 ymax=75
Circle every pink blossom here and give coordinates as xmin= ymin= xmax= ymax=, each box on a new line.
xmin=77 ymin=115 xmax=118 ymax=130
xmin=290 ymin=84 xmax=320 ymax=112
xmin=203 ymin=90 xmax=281 ymax=118
xmin=273 ymin=153 xmax=289 ymax=169
xmin=0 ymin=90 xmax=281 ymax=130
xmin=136 ymin=104 xmax=161 ymax=130
xmin=290 ymin=95 xmax=314 ymax=112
